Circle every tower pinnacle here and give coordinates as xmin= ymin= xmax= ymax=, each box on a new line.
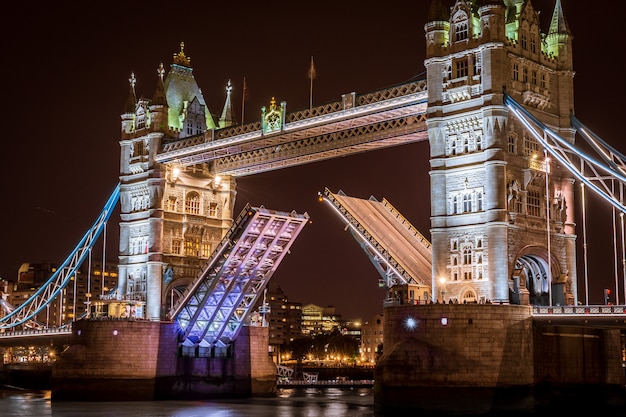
xmin=219 ymin=79 xmax=236 ymax=128
xmin=173 ymin=42 xmax=191 ymax=67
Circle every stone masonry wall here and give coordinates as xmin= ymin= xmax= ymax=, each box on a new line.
xmin=377 ymin=304 xmax=535 ymax=388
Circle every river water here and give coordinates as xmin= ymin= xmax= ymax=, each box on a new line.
xmin=2 ymin=387 xmax=624 ymax=416
xmin=0 ymin=387 xmax=377 ymax=417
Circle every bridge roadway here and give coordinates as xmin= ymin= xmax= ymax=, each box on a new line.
xmin=531 ymin=305 xmax=626 ymax=329
xmin=320 ymin=187 xmax=432 ymax=289
xmin=0 ymin=306 xmax=623 ymax=347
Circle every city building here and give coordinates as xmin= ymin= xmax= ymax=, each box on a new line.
xmin=301 ymin=304 xmax=341 ymax=335
xmin=252 ymin=281 xmax=302 ymax=363
xmin=359 ymin=314 xmax=383 ymax=366
xmin=1 ymin=261 xmax=119 ymax=328
xmin=340 ymin=320 xmax=362 ymax=342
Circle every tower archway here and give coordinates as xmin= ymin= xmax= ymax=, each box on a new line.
xmin=511 ymin=246 xmax=564 ymax=306
xmin=163 ymin=277 xmax=192 ymax=318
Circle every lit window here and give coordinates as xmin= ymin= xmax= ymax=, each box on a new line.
xmin=455 ymin=22 xmax=468 ymax=42
xmin=185 ymin=192 xmax=200 ymax=214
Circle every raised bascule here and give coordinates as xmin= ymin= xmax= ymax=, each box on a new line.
xmin=1 ymin=0 xmax=625 ymax=413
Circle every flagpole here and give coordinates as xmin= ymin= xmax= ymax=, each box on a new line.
xmin=308 ymin=56 xmax=315 ymax=111
xmin=242 ymin=76 xmax=247 ymax=124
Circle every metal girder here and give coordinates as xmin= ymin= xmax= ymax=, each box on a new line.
xmin=504 ymin=93 xmax=626 ymax=213
xmin=0 ymin=184 xmax=121 ymax=329
xmin=318 ymin=188 xmax=432 ymax=288
xmin=172 ymin=205 xmax=310 ymax=348
xmin=156 ymin=81 xmax=428 ymax=176
xmin=213 ymin=113 xmax=428 ymax=176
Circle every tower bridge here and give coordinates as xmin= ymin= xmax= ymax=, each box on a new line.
xmin=1 ymin=0 xmax=624 ymax=412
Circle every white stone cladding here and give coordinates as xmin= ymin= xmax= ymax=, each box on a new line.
xmin=425 ymin=1 xmax=576 ymax=305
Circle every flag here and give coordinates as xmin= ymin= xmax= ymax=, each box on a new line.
xmin=308 ymin=56 xmax=316 ymax=80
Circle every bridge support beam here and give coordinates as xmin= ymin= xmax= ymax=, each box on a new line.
xmin=51 ymin=320 xmax=276 ymax=400
xmin=374 ymin=304 xmax=625 ymax=414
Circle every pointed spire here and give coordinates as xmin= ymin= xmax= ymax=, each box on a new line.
xmin=428 ymin=0 xmax=449 ymax=22
xmin=124 ymin=72 xmax=137 ymax=113
xmin=152 ymin=63 xmax=167 ymax=105
xmin=219 ymin=79 xmax=236 ymax=128
xmin=545 ymin=0 xmax=572 ymax=69
xmin=548 ymin=0 xmax=571 ymax=36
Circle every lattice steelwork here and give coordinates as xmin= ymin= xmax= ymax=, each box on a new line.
xmin=0 ymin=184 xmax=120 ymax=330
xmin=505 ymin=93 xmax=626 ymax=213
xmin=170 ymin=204 xmax=310 ymax=348
xmin=156 ymin=81 xmax=428 ymax=176
xmin=319 ymin=188 xmax=432 ymax=289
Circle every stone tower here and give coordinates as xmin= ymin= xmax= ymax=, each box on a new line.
xmin=425 ymin=0 xmax=577 ymax=305
xmin=118 ymin=43 xmax=237 ymax=320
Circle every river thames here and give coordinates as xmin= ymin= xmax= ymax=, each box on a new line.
xmin=2 ymin=386 xmax=624 ymax=417
xmin=1 ymin=387 xmax=376 ymax=417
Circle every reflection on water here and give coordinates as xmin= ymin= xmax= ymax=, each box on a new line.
xmin=4 ymin=387 xmax=622 ymax=417
xmin=0 ymin=387 xmax=376 ymax=417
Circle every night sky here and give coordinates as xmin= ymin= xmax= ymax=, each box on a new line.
xmin=2 ymin=1 xmax=624 ymax=321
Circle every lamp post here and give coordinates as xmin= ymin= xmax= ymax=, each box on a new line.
xmin=439 ymin=277 xmax=446 ymax=303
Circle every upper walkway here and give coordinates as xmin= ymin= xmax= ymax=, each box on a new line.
xmin=156 ymin=81 xmax=429 ymax=176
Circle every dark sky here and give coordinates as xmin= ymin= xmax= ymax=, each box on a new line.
xmin=1 ymin=1 xmax=624 ymax=320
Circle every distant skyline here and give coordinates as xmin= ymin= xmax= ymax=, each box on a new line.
xmin=2 ymin=1 xmax=624 ymax=320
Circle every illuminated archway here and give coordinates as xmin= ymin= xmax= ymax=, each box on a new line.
xmin=512 ymin=246 xmax=562 ymax=306
xmin=163 ymin=278 xmax=192 ymax=318
xmin=460 ymin=289 xmax=477 ymax=304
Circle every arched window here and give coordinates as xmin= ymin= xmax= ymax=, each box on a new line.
xmin=527 ymin=189 xmax=542 ymax=217
xmin=463 ymin=248 xmax=472 ymax=265
xmin=463 ymin=193 xmax=472 ymax=212
xmin=166 ymin=196 xmax=177 ymax=212
xmin=185 ymin=192 xmax=200 ymax=214
xmin=508 ymin=132 xmax=517 ymax=153
xmin=455 ymin=22 xmax=468 ymax=42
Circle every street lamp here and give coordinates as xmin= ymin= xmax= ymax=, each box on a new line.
xmin=439 ymin=277 xmax=446 ymax=302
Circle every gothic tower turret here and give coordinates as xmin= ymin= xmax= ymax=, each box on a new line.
xmin=425 ymin=0 xmax=577 ymax=305
xmin=118 ymin=44 xmax=237 ymax=320
xmin=424 ymin=0 xmax=450 ymax=58
xmin=149 ymin=63 xmax=168 ymax=132
xmin=219 ymin=80 xmax=236 ymax=128
xmin=545 ymin=0 xmax=573 ymax=70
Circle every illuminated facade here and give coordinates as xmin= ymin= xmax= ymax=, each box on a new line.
xmin=3 ymin=261 xmax=118 ymax=327
xmin=426 ymin=0 xmax=576 ymax=305
xmin=115 ymin=1 xmax=578 ymax=325
xmin=360 ymin=314 xmax=383 ymax=366
xmin=252 ymin=281 xmax=303 ymax=363
xmin=118 ymin=44 xmax=237 ymax=320
xmin=301 ymin=304 xmax=341 ymax=335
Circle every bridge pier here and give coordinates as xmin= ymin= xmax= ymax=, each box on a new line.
xmin=374 ymin=304 xmax=625 ymax=414
xmin=51 ymin=319 xmax=276 ymax=401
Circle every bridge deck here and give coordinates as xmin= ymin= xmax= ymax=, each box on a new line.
xmin=320 ymin=188 xmax=432 ymax=288
xmin=171 ymin=204 xmax=310 ymax=348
